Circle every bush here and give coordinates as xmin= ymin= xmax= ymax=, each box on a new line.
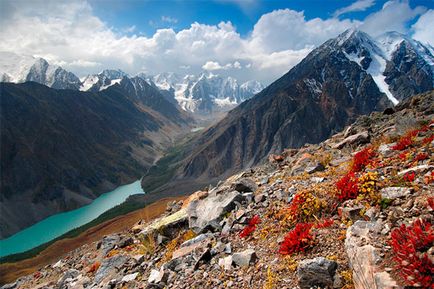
xmin=352 ymin=147 xmax=375 ymax=172
xmin=279 ymin=223 xmax=314 ymax=255
xmin=390 ymin=219 xmax=434 ymax=287
xmin=240 ymin=215 xmax=261 ymax=238
xmin=336 ymin=172 xmax=359 ymax=201
xmin=287 ymin=190 xmax=325 ymax=223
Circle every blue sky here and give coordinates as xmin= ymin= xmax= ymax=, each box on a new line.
xmin=0 ymin=0 xmax=433 ymax=84
xmin=90 ymin=0 xmax=432 ymax=36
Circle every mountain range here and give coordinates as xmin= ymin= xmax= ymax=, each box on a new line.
xmin=0 ymin=54 xmax=263 ymax=116
xmin=141 ymin=29 xmax=434 ymax=195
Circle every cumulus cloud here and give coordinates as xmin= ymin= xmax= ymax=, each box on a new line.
xmin=0 ymin=0 xmax=430 ymax=85
xmin=360 ymin=0 xmax=426 ymax=36
xmin=412 ymin=9 xmax=434 ymax=45
xmin=333 ymin=0 xmax=376 ymax=17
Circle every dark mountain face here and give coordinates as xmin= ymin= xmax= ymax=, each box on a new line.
xmin=384 ymin=40 xmax=433 ymax=99
xmin=141 ymin=29 xmax=433 ymax=195
xmin=0 ymin=82 xmax=191 ymax=238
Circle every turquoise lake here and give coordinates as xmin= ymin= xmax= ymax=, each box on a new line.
xmin=0 ymin=180 xmax=145 ymax=258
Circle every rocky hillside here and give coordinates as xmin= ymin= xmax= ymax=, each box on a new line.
xmin=141 ymin=29 xmax=433 ymax=196
xmin=3 ymin=90 xmax=432 ymax=288
xmin=0 ymin=81 xmax=192 ymax=238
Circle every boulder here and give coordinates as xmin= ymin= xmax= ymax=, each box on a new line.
xmin=187 ymin=190 xmax=244 ymax=232
xmin=218 ymin=256 xmax=233 ymax=270
xmin=345 ymin=221 xmax=401 ymax=289
xmin=378 ymin=144 xmax=395 ymax=158
xmin=333 ymin=131 xmax=370 ymax=149
xmin=94 ymin=255 xmax=129 ymax=284
xmin=148 ymin=268 xmax=168 ymax=284
xmin=99 ymin=234 xmax=120 ymax=256
xmin=57 ymin=269 xmax=80 ymax=288
xmin=297 ymin=257 xmax=337 ymax=289
xmin=140 ymin=208 xmax=188 ymax=238
xmin=380 ymin=187 xmax=413 ymax=200
xmin=232 ymin=249 xmax=257 ymax=267
xmin=305 ymin=162 xmax=325 ymax=174
xmin=232 ymin=178 xmax=258 ymax=193
xmin=121 ymin=272 xmax=138 ymax=283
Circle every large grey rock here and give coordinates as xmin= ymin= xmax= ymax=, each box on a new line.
xmin=333 ymin=131 xmax=370 ymax=149
xmin=297 ymin=257 xmax=337 ymax=289
xmin=232 ymin=178 xmax=258 ymax=193
xmin=57 ymin=269 xmax=80 ymax=288
xmin=187 ymin=190 xmax=244 ymax=232
xmin=232 ymin=249 xmax=257 ymax=267
xmin=380 ymin=187 xmax=413 ymax=199
xmin=99 ymin=234 xmax=120 ymax=256
xmin=94 ymin=255 xmax=129 ymax=284
xmin=345 ymin=221 xmax=401 ymax=289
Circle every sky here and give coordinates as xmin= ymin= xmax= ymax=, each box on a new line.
xmin=0 ymin=0 xmax=433 ymax=84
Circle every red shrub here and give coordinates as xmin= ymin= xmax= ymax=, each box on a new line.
xmin=288 ymin=193 xmax=305 ymax=216
xmin=335 ymin=172 xmax=359 ymax=201
xmin=352 ymin=147 xmax=375 ymax=172
xmin=403 ymin=171 xmax=416 ymax=183
xmin=392 ymin=136 xmax=413 ymax=151
xmin=390 ymin=219 xmax=434 ymax=288
xmin=428 ymin=197 xmax=434 ymax=210
xmin=279 ymin=223 xmax=314 ymax=255
xmin=414 ymin=152 xmax=429 ymax=162
xmin=398 ymin=152 xmax=408 ymax=161
xmin=239 ymin=215 xmax=261 ymax=238
xmin=423 ymin=135 xmax=434 ymax=145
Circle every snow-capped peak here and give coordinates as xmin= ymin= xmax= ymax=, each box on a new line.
xmin=0 ymin=51 xmax=81 ymax=90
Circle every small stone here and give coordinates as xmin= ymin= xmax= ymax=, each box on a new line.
xmin=148 ymin=268 xmax=168 ymax=284
xmin=121 ymin=272 xmax=138 ymax=283
xmin=305 ymin=162 xmax=325 ymax=174
xmin=254 ymin=194 xmax=266 ymax=203
xmin=232 ymin=249 xmax=257 ymax=267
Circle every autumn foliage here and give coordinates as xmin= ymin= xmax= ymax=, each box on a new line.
xmin=240 ymin=215 xmax=261 ymax=238
xmin=352 ymin=147 xmax=375 ymax=172
xmin=279 ymin=223 xmax=314 ymax=255
xmin=335 ymin=172 xmax=359 ymax=201
xmin=390 ymin=219 xmax=434 ymax=288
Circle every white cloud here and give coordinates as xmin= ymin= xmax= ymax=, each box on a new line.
xmin=360 ymin=0 xmax=426 ymax=36
xmin=0 ymin=0 xmax=429 ymax=85
xmin=202 ymin=61 xmax=239 ymax=71
xmin=161 ymin=16 xmax=178 ymax=24
xmin=333 ymin=0 xmax=376 ymax=17
xmin=412 ymin=9 xmax=434 ymax=46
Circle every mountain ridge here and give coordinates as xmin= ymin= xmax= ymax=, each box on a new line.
xmin=140 ymin=29 xmax=433 ymax=196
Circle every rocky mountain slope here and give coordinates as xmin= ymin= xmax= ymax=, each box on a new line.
xmin=141 ymin=29 xmax=433 ymax=196
xmin=3 ymin=90 xmax=432 ymax=289
xmin=0 ymin=81 xmax=192 ymax=238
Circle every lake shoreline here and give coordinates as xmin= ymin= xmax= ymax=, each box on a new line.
xmin=0 ymin=195 xmax=186 ymax=285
